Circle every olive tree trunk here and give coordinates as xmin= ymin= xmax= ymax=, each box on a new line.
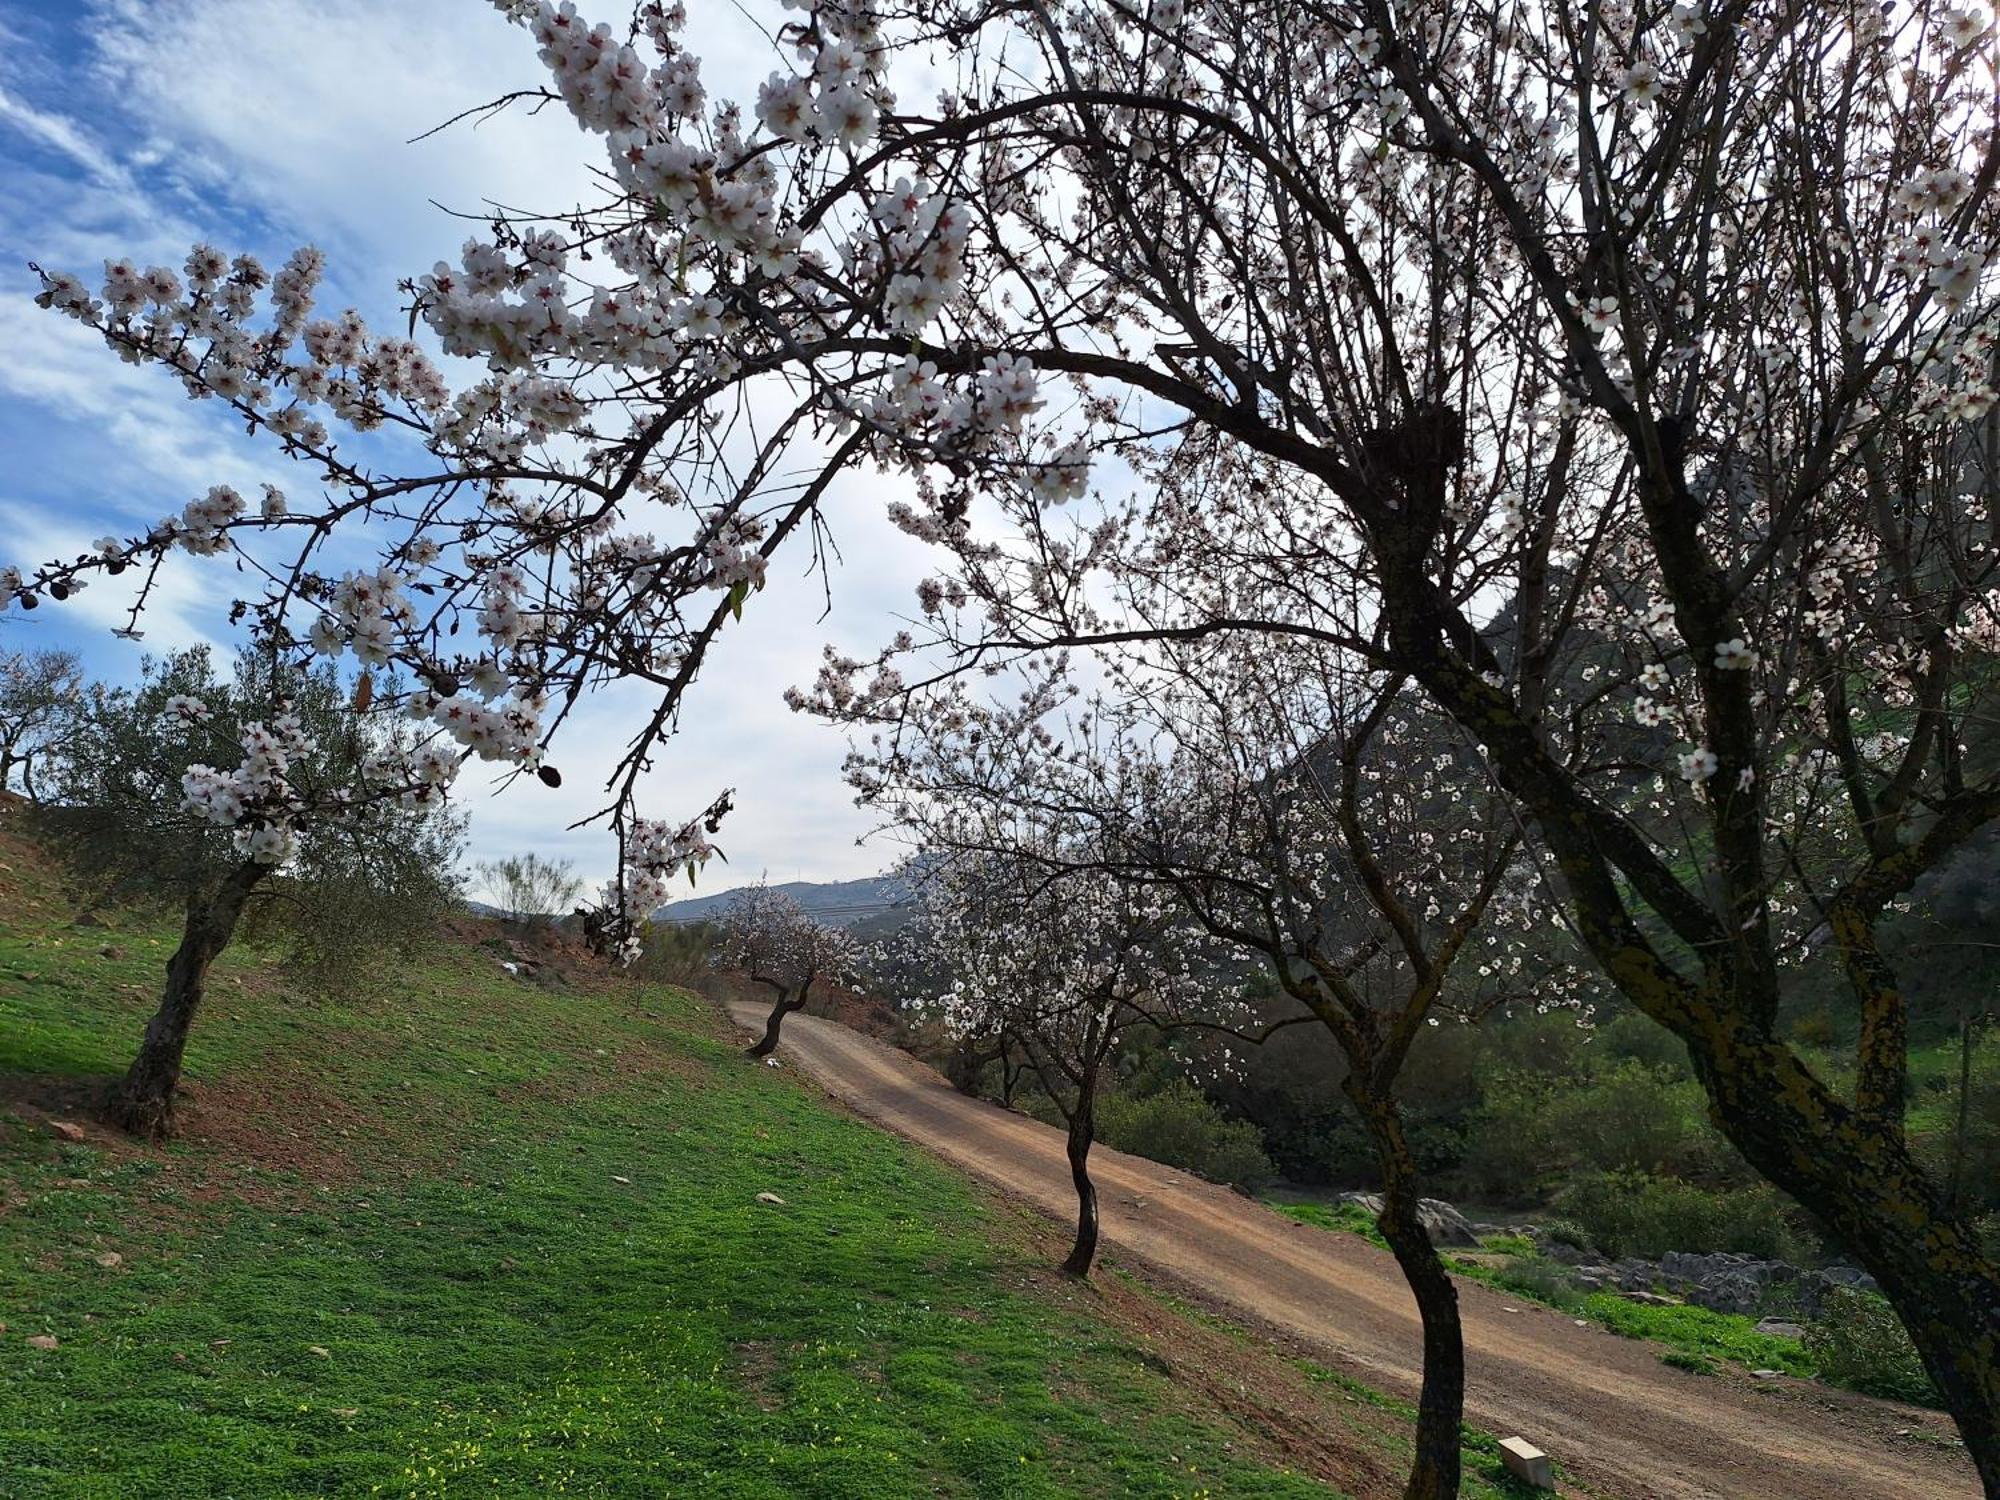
xmin=106 ymin=861 xmax=265 ymax=1139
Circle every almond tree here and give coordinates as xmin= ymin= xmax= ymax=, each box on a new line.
xmin=19 ymin=0 xmax=2000 ymax=1473
xmin=900 ymin=848 xmax=1220 ymax=1277
xmin=833 ymin=638 xmax=1554 ymax=1498
xmin=715 ymin=881 xmax=856 ymax=1057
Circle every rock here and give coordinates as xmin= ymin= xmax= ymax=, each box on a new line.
xmin=1616 ymin=1261 xmax=1659 ymax=1292
xmin=1751 ymin=1369 xmax=1782 ymax=1380
xmin=97 ymin=945 xmax=125 ymax=960
xmin=1620 ymin=1290 xmax=1681 ymax=1307
xmin=308 ymin=1345 xmax=330 ymax=1358
xmin=610 ymin=1175 xmax=632 ymax=1185
xmin=1337 ymin=1192 xmax=1482 ymax=1248
xmin=48 ymin=1121 xmax=86 ymax=1143
xmin=332 ymin=1407 xmax=359 ymax=1419
xmin=1689 ymin=1273 xmax=1764 ymax=1316
xmin=92 ymin=1251 xmax=122 ymax=1270
xmin=1543 ymin=1240 xmax=1590 ymax=1266
xmin=1754 ymin=1319 xmax=1806 ymax=1340
xmin=26 ymin=1334 xmax=58 ymax=1351
xmin=755 ymin=1191 xmax=786 ymax=1206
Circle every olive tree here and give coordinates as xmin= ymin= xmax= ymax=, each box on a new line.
xmin=0 ymin=648 xmax=82 ymax=802
xmin=44 ymin=648 xmax=463 ymax=1137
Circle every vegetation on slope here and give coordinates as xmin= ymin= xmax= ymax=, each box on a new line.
xmin=0 ymin=824 xmax=1541 ymax=1499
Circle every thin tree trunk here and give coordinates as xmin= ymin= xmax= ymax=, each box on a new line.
xmin=745 ymin=975 xmax=810 ymax=1059
xmin=106 ymin=861 xmax=265 ymax=1140
xmin=1354 ymin=1086 xmax=1464 ymax=1500
xmin=1060 ymin=1085 xmax=1101 ymax=1278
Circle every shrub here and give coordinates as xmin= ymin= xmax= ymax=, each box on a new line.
xmin=1456 ymin=1071 xmax=1565 ymax=1204
xmin=1485 ymin=1256 xmax=1587 ymax=1312
xmin=1538 ymin=1217 xmax=1595 ymax=1254
xmin=1805 ymin=1288 xmax=1939 ymax=1406
xmin=1554 ymin=1171 xmax=1810 ymax=1261
xmin=1097 ymin=1082 xmax=1273 ymax=1189
xmin=1547 ymin=1060 xmax=1719 ymax=1178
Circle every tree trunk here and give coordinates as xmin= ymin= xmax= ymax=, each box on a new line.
xmin=1354 ymin=1087 xmax=1464 ymax=1500
xmin=1689 ymin=1028 xmax=2000 ymax=1492
xmin=745 ymin=984 xmax=805 ymax=1059
xmin=1060 ymin=1090 xmax=1101 ymax=1278
xmin=106 ymin=862 xmax=265 ymax=1140
xmin=1948 ymin=1008 xmax=1978 ymax=1216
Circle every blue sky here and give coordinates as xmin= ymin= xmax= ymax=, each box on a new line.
xmin=0 ymin=0 xmax=938 ymax=896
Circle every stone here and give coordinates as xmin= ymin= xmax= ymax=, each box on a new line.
xmin=1620 ymin=1290 xmax=1681 ymax=1307
xmin=1689 ymin=1273 xmax=1764 ymax=1316
xmin=755 ymin=1191 xmax=786 ymax=1206
xmin=92 ymin=1251 xmax=122 ymax=1270
xmin=1751 ymin=1369 xmax=1783 ymax=1380
xmin=1754 ymin=1319 xmax=1806 ymax=1340
xmin=25 ymin=1334 xmax=58 ymax=1351
xmin=1336 ymin=1191 xmax=1482 ymax=1248
xmin=1497 ymin=1436 xmax=1554 ymax=1490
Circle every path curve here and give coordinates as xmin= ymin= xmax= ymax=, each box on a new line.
xmin=733 ymin=1004 xmax=1981 ymax=1500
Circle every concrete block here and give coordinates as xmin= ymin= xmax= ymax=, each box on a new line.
xmin=1498 ymin=1436 xmax=1554 ymax=1490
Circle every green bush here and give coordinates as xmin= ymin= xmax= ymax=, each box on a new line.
xmin=1457 ymin=1071 xmax=1566 ymax=1203
xmin=1098 ymin=1082 xmax=1274 ymax=1188
xmin=1554 ymin=1171 xmax=1809 ymax=1261
xmin=1805 ymin=1287 xmax=1940 ymax=1406
xmin=1539 ymin=1217 xmax=1595 ymax=1253
xmin=1547 ymin=1060 xmax=1721 ymax=1178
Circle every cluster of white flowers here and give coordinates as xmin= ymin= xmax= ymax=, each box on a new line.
xmin=423 ymin=688 xmax=546 ymax=768
xmin=180 ymin=710 xmax=315 ymax=864
xmin=615 ymin=810 xmax=721 ymax=956
xmin=315 ymin=566 xmax=420 ymax=667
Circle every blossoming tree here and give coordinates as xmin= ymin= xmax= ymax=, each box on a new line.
xmin=832 ymin=629 xmax=1559 ymax=1496
xmin=713 ymin=880 xmax=856 ymax=1057
xmin=16 ymin=0 xmax=2000 ymax=1474
xmin=900 ymin=848 xmax=1218 ymax=1277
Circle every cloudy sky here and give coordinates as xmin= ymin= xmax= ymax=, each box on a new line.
xmin=0 ymin=0 xmax=943 ymax=898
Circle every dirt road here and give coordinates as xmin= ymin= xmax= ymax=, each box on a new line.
xmin=732 ymin=1004 xmax=1981 ymax=1500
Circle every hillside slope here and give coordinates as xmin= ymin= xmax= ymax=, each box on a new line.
xmin=0 ymin=821 xmax=1534 ymax=1499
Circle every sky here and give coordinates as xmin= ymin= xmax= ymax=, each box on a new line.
xmin=0 ymin=0 xmax=943 ymax=899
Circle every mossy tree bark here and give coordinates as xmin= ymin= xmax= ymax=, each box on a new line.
xmin=106 ymin=860 xmax=266 ymax=1140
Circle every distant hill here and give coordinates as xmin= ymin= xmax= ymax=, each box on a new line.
xmin=653 ymin=869 xmax=911 ymax=929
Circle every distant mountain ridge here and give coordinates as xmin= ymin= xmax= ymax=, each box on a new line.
xmin=653 ymin=869 xmax=910 ymax=929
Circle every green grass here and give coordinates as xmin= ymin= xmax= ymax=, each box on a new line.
xmin=1265 ymin=1201 xmax=1386 ymax=1249
xmin=1 ymin=843 xmax=1432 ymax=1500
xmin=1266 ymin=1194 xmax=1818 ymax=1383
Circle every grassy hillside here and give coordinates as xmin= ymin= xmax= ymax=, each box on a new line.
xmin=0 ymin=824 xmax=1540 ymax=1499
